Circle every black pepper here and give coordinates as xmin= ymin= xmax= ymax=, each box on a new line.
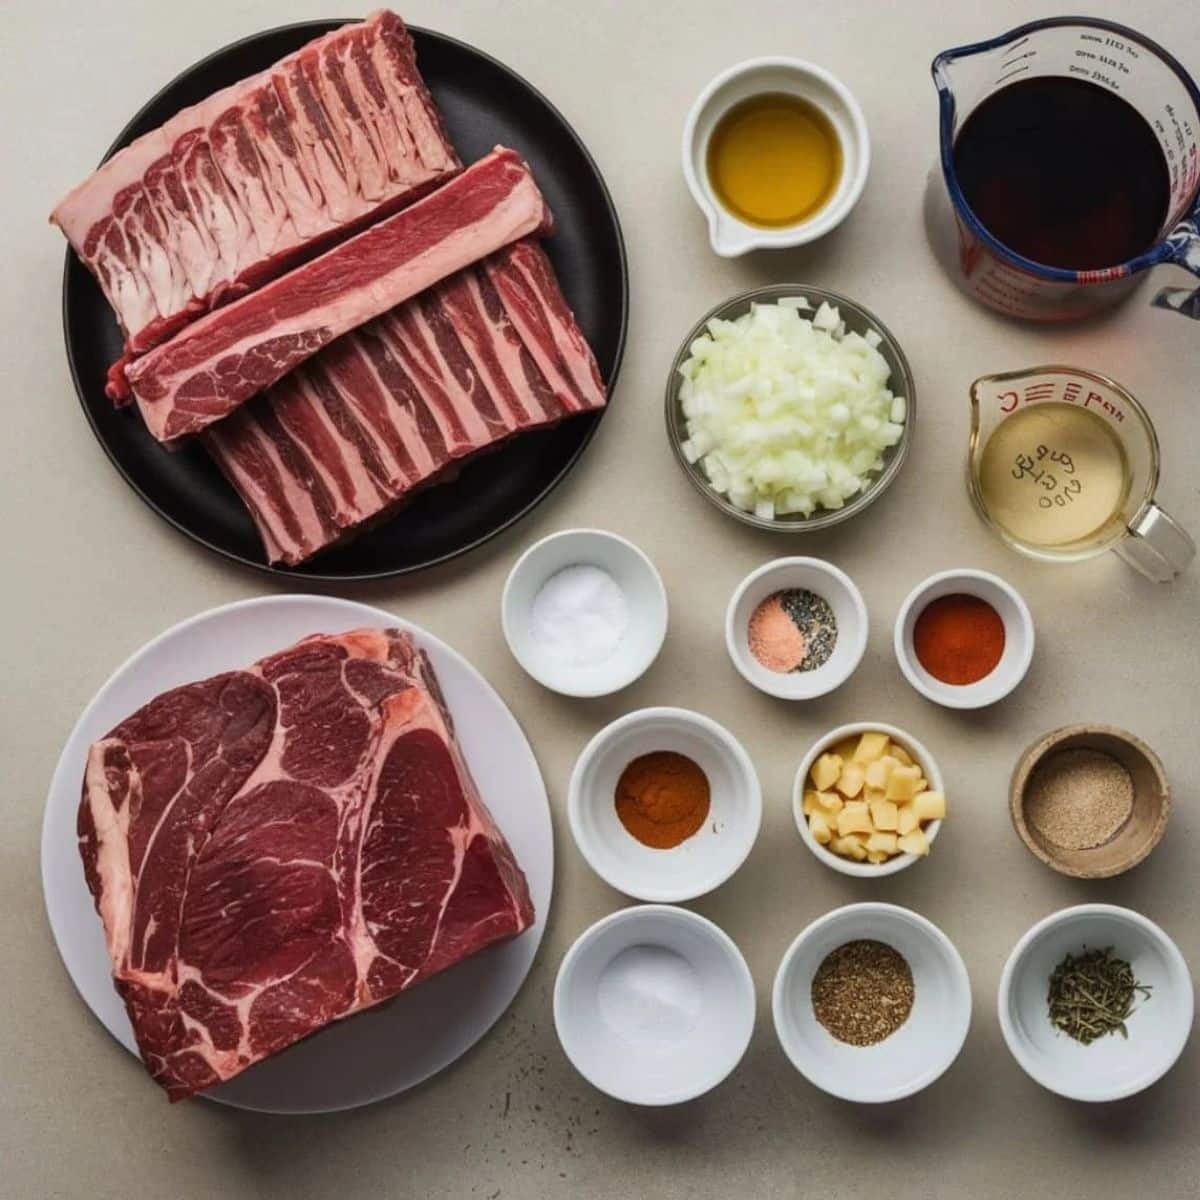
xmin=781 ymin=588 xmax=838 ymax=671
xmin=811 ymin=939 xmax=914 ymax=1046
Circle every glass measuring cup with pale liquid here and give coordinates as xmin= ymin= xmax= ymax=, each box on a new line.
xmin=968 ymin=368 xmax=1195 ymax=582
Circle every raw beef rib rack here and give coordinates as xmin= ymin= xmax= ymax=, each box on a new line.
xmin=77 ymin=628 xmax=535 ymax=1101
xmin=50 ymin=11 xmax=461 ymax=391
xmin=124 ymin=147 xmax=554 ymax=442
xmin=51 ymin=8 xmax=612 ymax=569
xmin=203 ymin=238 xmax=607 ymax=565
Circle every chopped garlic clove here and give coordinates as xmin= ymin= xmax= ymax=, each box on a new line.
xmin=885 ymin=764 xmax=922 ymax=801
xmin=832 ymin=836 xmax=868 ymax=862
xmin=866 ymin=831 xmax=898 ymax=855
xmin=811 ymin=753 xmax=842 ymax=792
xmin=836 ymin=762 xmax=866 ymax=798
xmin=816 ymin=791 xmax=844 ymax=814
xmin=912 ymin=791 xmax=946 ymax=821
xmin=853 ymin=732 xmax=890 ymax=763
xmin=869 ymin=798 xmax=899 ymax=831
xmin=836 ymin=805 xmax=872 ymax=836
xmin=809 ymin=811 xmax=833 ymax=844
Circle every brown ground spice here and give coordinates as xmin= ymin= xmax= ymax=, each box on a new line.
xmin=614 ymin=751 xmax=711 ymax=849
xmin=811 ymin=939 xmax=914 ymax=1046
xmin=1025 ymin=747 xmax=1134 ymax=851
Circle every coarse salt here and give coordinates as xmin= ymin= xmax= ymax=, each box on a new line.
xmin=529 ymin=564 xmax=629 ymax=667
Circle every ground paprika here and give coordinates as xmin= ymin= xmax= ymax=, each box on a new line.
xmin=912 ymin=593 xmax=1005 ymax=685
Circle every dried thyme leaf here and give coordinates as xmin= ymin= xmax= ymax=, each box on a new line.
xmin=1046 ymin=946 xmax=1151 ymax=1045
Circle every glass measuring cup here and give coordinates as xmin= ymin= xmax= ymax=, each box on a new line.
xmin=968 ymin=367 xmax=1195 ymax=582
xmin=929 ymin=17 xmax=1200 ymax=321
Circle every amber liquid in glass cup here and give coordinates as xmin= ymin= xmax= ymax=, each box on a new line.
xmin=968 ymin=367 xmax=1194 ymax=581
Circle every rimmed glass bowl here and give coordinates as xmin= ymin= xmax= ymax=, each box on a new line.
xmin=664 ymin=284 xmax=916 ymax=532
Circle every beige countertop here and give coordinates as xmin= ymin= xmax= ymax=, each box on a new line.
xmin=3 ymin=1 xmax=1198 ymax=1196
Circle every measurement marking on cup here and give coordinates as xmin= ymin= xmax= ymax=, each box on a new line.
xmin=994 ymin=66 xmax=1032 ymax=88
xmin=999 ymin=48 xmax=1036 ymax=71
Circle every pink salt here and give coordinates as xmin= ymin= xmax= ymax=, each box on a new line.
xmin=748 ymin=594 xmax=807 ymax=673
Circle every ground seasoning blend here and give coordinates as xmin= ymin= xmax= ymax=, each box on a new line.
xmin=615 ymin=751 xmax=711 ymax=849
xmin=811 ymin=939 xmax=915 ymax=1046
xmin=912 ymin=593 xmax=1005 ymax=685
xmin=1025 ymin=748 xmax=1134 ymax=851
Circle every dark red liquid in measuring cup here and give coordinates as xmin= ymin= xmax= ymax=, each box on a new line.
xmin=952 ymin=77 xmax=1170 ymax=271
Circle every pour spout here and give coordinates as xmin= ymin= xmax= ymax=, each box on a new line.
xmin=708 ymin=212 xmax=757 ymax=258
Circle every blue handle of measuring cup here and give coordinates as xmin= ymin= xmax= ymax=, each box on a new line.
xmin=1163 ymin=191 xmax=1200 ymax=276
xmin=1151 ymin=192 xmax=1200 ymax=319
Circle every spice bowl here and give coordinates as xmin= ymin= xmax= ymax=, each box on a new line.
xmin=794 ymin=723 xmax=943 ymax=877
xmin=773 ymin=903 xmax=971 ymax=1102
xmin=1010 ymin=725 xmax=1170 ymax=879
xmin=554 ymin=905 xmax=755 ymax=1105
xmin=894 ymin=568 xmax=1034 ymax=709
xmin=726 ymin=558 xmax=868 ymax=700
xmin=567 ymin=707 xmax=762 ymax=902
xmin=998 ymin=904 xmax=1193 ymax=1102
xmin=501 ymin=529 xmax=668 ymax=698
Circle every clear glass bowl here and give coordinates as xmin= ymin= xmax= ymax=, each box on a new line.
xmin=664 ymin=284 xmax=915 ymax=532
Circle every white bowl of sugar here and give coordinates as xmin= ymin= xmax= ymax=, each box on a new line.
xmin=502 ymin=529 xmax=668 ymax=697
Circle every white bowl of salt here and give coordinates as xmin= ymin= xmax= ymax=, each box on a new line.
xmin=502 ymin=529 xmax=668 ymax=697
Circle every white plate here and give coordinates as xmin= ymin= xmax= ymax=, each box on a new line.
xmin=40 ymin=595 xmax=553 ymax=1114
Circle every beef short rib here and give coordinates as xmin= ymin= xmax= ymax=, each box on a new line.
xmin=125 ymin=147 xmax=551 ymax=441
xmin=204 ymin=238 xmax=607 ymax=565
xmin=51 ymin=12 xmax=460 ymax=381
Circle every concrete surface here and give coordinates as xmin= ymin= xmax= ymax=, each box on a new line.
xmin=2 ymin=1 xmax=1198 ymax=1197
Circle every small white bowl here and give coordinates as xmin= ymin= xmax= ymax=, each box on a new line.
xmin=998 ymin=904 xmax=1193 ymax=1102
xmin=726 ymin=558 xmax=868 ymax=700
xmin=894 ymin=568 xmax=1034 ymax=709
xmin=794 ymin=722 xmax=944 ymax=878
xmin=773 ymin=903 xmax=971 ymax=1102
xmin=682 ymin=57 xmax=870 ymax=256
xmin=555 ymin=904 xmax=755 ymax=1105
xmin=568 ymin=707 xmax=762 ymax=902
xmin=502 ymin=529 xmax=668 ymax=698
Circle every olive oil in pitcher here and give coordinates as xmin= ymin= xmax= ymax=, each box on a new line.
xmin=977 ymin=403 xmax=1132 ymax=549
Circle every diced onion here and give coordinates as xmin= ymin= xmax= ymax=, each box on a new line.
xmin=677 ymin=298 xmax=905 ymax=519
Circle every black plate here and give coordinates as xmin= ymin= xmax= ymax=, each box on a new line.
xmin=63 ymin=21 xmax=627 ymax=580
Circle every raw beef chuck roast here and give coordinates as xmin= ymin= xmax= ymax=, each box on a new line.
xmin=77 ymin=628 xmax=534 ymax=1100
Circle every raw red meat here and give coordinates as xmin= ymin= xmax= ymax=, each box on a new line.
xmin=204 ymin=239 xmax=606 ymax=565
xmin=77 ymin=628 xmax=534 ymax=1101
xmin=125 ymin=147 xmax=551 ymax=442
xmin=50 ymin=12 xmax=460 ymax=383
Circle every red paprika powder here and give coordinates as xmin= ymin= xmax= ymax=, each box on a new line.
xmin=912 ymin=593 xmax=1005 ymax=685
